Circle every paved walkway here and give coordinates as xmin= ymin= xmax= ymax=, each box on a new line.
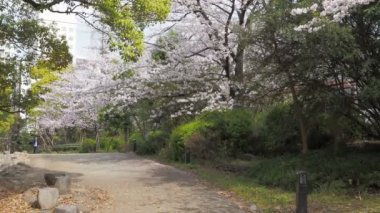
xmin=29 ymin=153 xmax=246 ymax=213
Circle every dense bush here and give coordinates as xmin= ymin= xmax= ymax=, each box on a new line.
xmin=169 ymin=119 xmax=212 ymax=160
xmin=80 ymin=138 xmax=96 ymax=153
xmin=201 ymin=110 xmax=254 ymax=157
xmin=167 ymin=109 xmax=255 ymax=161
xmin=254 ymin=102 xmax=300 ymax=156
xmin=17 ymin=131 xmax=33 ymax=152
xmin=147 ymin=130 xmax=169 ymax=152
xmin=185 ymin=133 xmax=216 ymax=160
xmin=161 ymin=102 xmax=361 ymax=161
xmin=248 ymin=150 xmax=380 ymax=192
xmin=253 ymin=102 xmax=341 ymax=155
xmin=100 ymin=136 xmax=125 ymax=151
xmin=129 ymin=130 xmax=169 ymax=155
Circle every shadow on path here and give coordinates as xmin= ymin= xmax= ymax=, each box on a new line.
xmin=30 ymin=152 xmax=138 ymax=165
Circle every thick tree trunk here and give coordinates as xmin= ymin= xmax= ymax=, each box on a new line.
xmin=230 ymin=43 xmax=245 ymax=108
xmin=234 ymin=44 xmax=244 ymax=82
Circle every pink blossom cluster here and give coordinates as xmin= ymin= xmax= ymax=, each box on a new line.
xmin=292 ymin=0 xmax=375 ymax=32
xmin=290 ymin=3 xmax=318 ymax=16
xmin=321 ymin=0 xmax=375 ymax=22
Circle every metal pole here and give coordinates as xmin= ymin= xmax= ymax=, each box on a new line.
xmin=296 ymin=171 xmax=308 ymax=213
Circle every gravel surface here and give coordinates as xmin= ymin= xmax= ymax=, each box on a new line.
xmin=28 ymin=153 xmax=246 ymax=213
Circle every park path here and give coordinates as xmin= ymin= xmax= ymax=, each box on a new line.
xmin=28 ymin=153 xmax=246 ymax=213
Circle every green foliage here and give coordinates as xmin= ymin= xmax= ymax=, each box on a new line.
xmin=80 ymin=138 xmax=96 ymax=153
xmin=100 ymin=136 xmax=125 ymax=152
xmin=99 ymin=106 xmax=132 ymax=136
xmin=131 ymin=130 xmax=169 ymax=155
xmin=19 ymin=0 xmax=171 ymax=62
xmin=200 ymin=110 xmax=254 ymax=156
xmin=247 ymin=0 xmax=380 ymax=140
xmin=95 ymin=0 xmax=171 ymax=61
xmin=160 ymin=102 xmax=361 ymax=160
xmin=16 ymin=129 xmax=33 ymax=152
xmin=147 ymin=130 xmax=168 ymax=152
xmin=0 ymin=112 xmax=14 ymax=134
xmin=249 ymin=151 xmax=380 ymax=192
xmin=169 ymin=119 xmax=212 ymax=160
xmin=184 ymin=133 xmax=215 ymax=160
xmin=254 ymin=102 xmax=300 ymax=155
xmin=167 ymin=110 xmax=254 ymax=161
xmin=0 ymin=1 xmax=72 ymax=114
xmin=169 ymin=156 xmax=380 ymax=212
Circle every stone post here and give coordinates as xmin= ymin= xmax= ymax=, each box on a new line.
xmin=296 ymin=171 xmax=307 ymax=213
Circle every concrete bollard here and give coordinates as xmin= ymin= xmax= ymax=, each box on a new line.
xmin=296 ymin=171 xmax=308 ymax=213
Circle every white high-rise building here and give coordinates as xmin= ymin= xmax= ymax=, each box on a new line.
xmin=40 ymin=11 xmax=104 ymax=64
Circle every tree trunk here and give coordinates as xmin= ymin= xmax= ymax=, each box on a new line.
xmin=290 ymin=85 xmax=308 ymax=154
xmin=231 ymin=43 xmax=245 ymax=108
xmin=79 ymin=130 xmax=83 ymax=144
xmin=9 ymin=115 xmax=21 ymax=153
xmin=124 ymin=127 xmax=129 ymax=143
xmin=234 ymin=44 xmax=244 ymax=82
xmin=95 ymin=126 xmax=100 ymax=152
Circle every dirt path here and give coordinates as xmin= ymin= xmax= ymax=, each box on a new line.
xmin=28 ymin=153 xmax=246 ymax=213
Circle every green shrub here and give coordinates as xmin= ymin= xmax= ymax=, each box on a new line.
xmin=17 ymin=131 xmax=33 ymax=152
xmin=147 ymin=130 xmax=169 ymax=152
xmin=221 ymin=110 xmax=254 ymax=156
xmin=129 ymin=132 xmax=144 ymax=151
xmin=80 ymin=138 xmax=96 ymax=153
xmin=158 ymin=146 xmax=175 ymax=160
xmin=168 ymin=109 xmax=255 ymax=161
xmin=100 ymin=136 xmax=125 ymax=152
xmin=254 ymin=102 xmax=300 ymax=155
xmin=248 ymin=151 xmax=380 ymax=192
xmin=185 ymin=133 xmax=216 ymax=160
xmin=169 ymin=119 xmax=213 ymax=161
xmin=129 ymin=131 xmax=169 ymax=155
xmin=252 ymin=101 xmax=358 ymax=155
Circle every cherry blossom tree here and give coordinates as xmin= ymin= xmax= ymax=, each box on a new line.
xmin=142 ymin=0 xmax=264 ymax=106
xmin=37 ymin=56 xmax=121 ymax=149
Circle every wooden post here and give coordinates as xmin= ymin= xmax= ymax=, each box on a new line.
xmin=296 ymin=171 xmax=308 ymax=213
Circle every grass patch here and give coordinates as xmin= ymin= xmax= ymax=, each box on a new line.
xmin=153 ymin=150 xmax=380 ymax=212
xmin=248 ymin=150 xmax=380 ymax=193
xmin=194 ymin=167 xmax=294 ymax=212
